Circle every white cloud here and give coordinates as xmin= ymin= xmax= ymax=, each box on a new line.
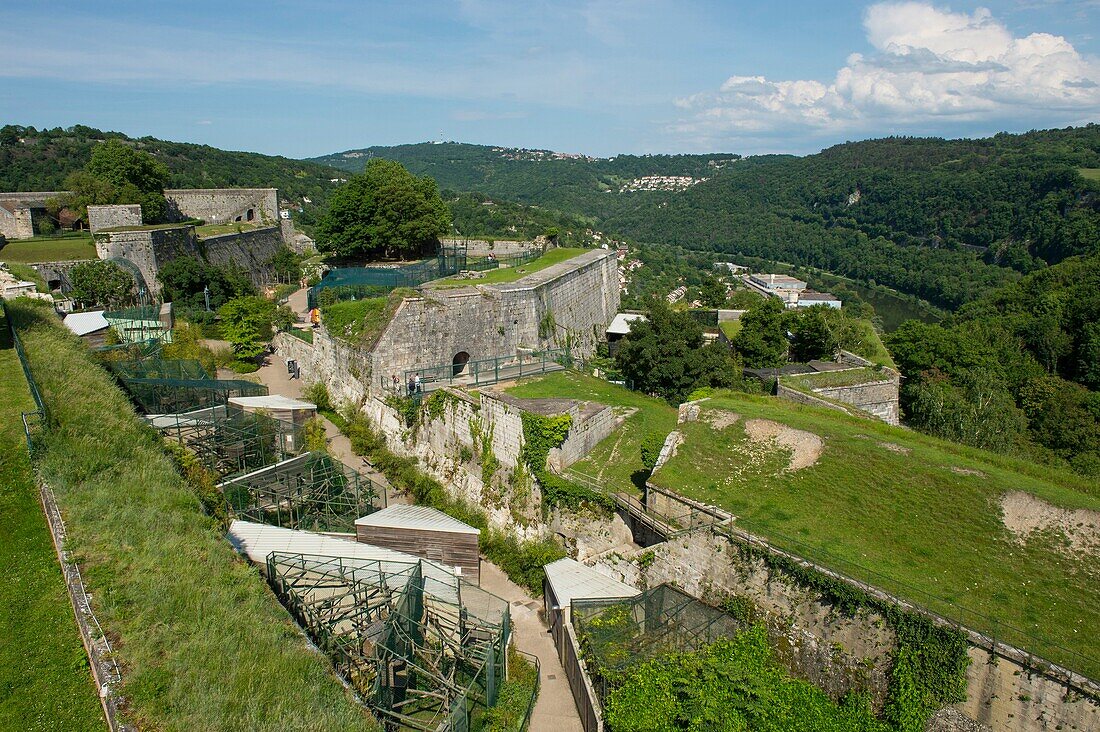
xmin=675 ymin=2 xmax=1100 ymax=144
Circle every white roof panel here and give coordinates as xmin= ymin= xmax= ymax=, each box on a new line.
xmin=607 ymin=312 xmax=646 ymax=335
xmin=63 ymin=310 xmax=109 ymax=336
xmin=544 ymin=558 xmax=639 ymax=609
xmin=355 ymin=505 xmax=480 ymax=535
xmin=228 ymin=395 xmax=317 ymax=410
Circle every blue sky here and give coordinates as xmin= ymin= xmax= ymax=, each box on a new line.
xmin=1 ymin=1 xmax=1097 ymax=158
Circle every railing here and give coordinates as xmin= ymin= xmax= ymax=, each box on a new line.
xmin=515 ymin=649 xmax=541 ymax=732
xmin=381 ymin=349 xmax=574 ymax=394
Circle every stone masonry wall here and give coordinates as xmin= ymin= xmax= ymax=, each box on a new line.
xmin=165 ymin=188 xmax=279 ymax=229
xmin=198 ymin=226 xmax=284 ymax=276
xmin=368 ymin=249 xmax=619 ymax=392
xmin=87 ymin=204 xmax=142 ymax=232
xmin=440 ymin=238 xmax=537 ymax=257
xmin=272 ymin=328 xmax=371 ymax=406
xmin=0 ymin=205 xmax=35 ymax=239
xmin=594 ymin=523 xmax=1099 ymax=732
xmin=813 ymin=378 xmax=900 ymax=425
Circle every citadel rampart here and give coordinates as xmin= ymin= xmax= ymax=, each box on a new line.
xmin=368 ymin=249 xmax=619 ymax=387
xmin=165 ymin=188 xmax=279 ymax=227
xmin=0 ymin=191 xmax=63 ymax=239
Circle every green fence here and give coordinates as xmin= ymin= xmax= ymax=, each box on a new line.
xmin=308 ymin=246 xmax=469 ymax=308
xmin=386 ymin=349 xmax=574 ymax=393
xmin=3 ymin=304 xmax=48 ymax=450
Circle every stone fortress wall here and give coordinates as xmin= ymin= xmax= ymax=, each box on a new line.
xmin=87 ymin=204 xmax=142 ymax=232
xmin=0 ymin=191 xmax=63 ymax=240
xmin=368 ymin=248 xmax=619 ymax=389
xmin=165 ymin=188 xmax=279 ymax=227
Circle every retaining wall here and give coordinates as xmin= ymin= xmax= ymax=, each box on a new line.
xmin=165 ymin=188 xmax=279 ymax=228
xmin=87 ymin=204 xmax=142 ymax=232
xmin=368 ymin=249 xmax=619 ymax=391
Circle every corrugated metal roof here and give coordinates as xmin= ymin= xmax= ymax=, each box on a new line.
xmin=607 ymin=312 xmax=646 ymax=335
xmin=543 ymin=557 xmax=639 ymax=609
xmin=355 ymin=505 xmax=480 ymax=535
xmin=227 ymin=520 xmax=457 ymax=584
xmin=228 ymin=395 xmax=317 ymax=410
xmin=63 ymin=310 xmax=109 ymax=336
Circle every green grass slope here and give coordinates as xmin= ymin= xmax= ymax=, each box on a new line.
xmin=0 ymin=306 xmax=105 ymax=731
xmin=510 ymin=372 xmax=1100 ymax=678
xmin=7 ymin=300 xmax=376 ymax=731
xmin=0 ymin=233 xmax=97 ymax=263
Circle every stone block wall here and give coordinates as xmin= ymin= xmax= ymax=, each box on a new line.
xmin=165 ymin=188 xmax=279 ymax=228
xmin=0 ymin=192 xmax=62 ymax=239
xmin=30 ymin=260 xmax=92 ymax=292
xmin=595 ymin=516 xmax=1099 ymax=732
xmin=440 ymin=238 xmax=538 ymax=257
xmin=95 ymin=226 xmax=196 ymax=296
xmin=272 ymin=328 xmax=371 ymax=406
xmin=368 ymin=249 xmax=619 ymax=391
xmin=87 ymin=204 xmax=142 ymax=232
xmin=198 ymin=226 xmax=284 ymax=275
xmin=549 ymin=403 xmax=617 ymax=471
xmin=813 ymin=378 xmax=900 ymax=424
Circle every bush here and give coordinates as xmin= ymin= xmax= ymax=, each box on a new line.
xmin=303 ymin=382 xmax=333 ymax=412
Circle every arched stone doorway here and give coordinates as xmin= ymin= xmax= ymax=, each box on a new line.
xmin=452 ymin=351 xmax=470 ymax=377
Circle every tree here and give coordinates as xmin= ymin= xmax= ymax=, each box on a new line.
xmin=60 ymin=140 xmax=169 ymax=224
xmin=219 ymin=296 xmax=275 ymax=360
xmin=698 ymin=275 xmax=728 ymax=308
xmin=316 ymin=159 xmax=451 ymax=259
xmin=157 ymin=257 xmax=255 ymax=315
xmin=615 ymin=299 xmax=740 ymax=404
xmin=733 ymin=298 xmax=788 ymax=368
xmin=269 ymin=247 xmax=301 ymax=281
xmin=69 ymin=260 xmax=134 ymax=308
xmin=788 ymin=306 xmax=838 ymax=362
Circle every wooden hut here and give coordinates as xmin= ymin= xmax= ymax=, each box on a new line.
xmin=356 ymin=505 xmax=481 ymax=584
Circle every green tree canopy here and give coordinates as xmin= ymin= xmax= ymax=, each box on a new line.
xmin=787 ymin=306 xmax=838 ymax=363
xmin=316 ymin=159 xmax=451 ymax=260
xmin=733 ymin=298 xmax=788 ymax=368
xmin=698 ymin=275 xmax=728 ymax=308
xmin=157 ymin=257 xmax=255 ymax=316
xmin=69 ymin=260 xmax=135 ymax=308
xmin=219 ymin=296 xmax=276 ymax=360
xmin=615 ymin=299 xmax=740 ymax=404
xmin=59 ymin=140 xmax=170 ymax=224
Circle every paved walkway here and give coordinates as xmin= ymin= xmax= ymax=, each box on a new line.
xmin=481 ymin=562 xmax=584 ymax=732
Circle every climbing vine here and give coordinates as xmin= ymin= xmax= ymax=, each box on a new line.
xmin=723 ymin=537 xmax=969 ymax=732
xmin=519 ymin=412 xmax=614 ymax=511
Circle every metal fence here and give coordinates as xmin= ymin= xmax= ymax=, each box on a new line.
xmin=384 ymin=349 xmax=574 ymax=395
xmin=4 ymin=305 xmax=49 ymax=449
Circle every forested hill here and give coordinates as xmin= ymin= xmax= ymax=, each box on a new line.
xmin=315 ymin=129 xmax=1100 ymax=310
xmin=0 ymin=124 xmax=345 ymax=207
xmin=309 ymin=142 xmax=740 ymax=211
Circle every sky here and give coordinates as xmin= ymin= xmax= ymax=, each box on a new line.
xmin=1 ymin=1 xmax=1098 ymax=158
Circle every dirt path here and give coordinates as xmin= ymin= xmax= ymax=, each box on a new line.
xmin=480 ymin=562 xmax=583 ymax=732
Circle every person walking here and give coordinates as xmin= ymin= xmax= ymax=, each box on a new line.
xmin=407 ymin=375 xmax=416 ymax=396
xmin=414 ymin=373 xmax=422 ymax=393
xmin=391 ymin=374 xmax=399 ymax=393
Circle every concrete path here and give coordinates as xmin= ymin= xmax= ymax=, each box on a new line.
xmin=480 ymin=562 xmax=583 ymax=732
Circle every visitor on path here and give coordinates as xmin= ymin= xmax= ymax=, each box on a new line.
xmin=414 ymin=373 xmax=422 ymax=393
xmin=392 ymin=374 xmax=399 ymax=393
xmin=309 ymin=307 xmax=320 ymax=328
xmin=407 ymin=375 xmax=416 ymax=396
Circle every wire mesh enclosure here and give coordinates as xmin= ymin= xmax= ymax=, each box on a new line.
xmin=219 ymin=452 xmax=386 ymax=532
xmin=266 ymin=552 xmax=517 ymax=731
xmin=121 ymin=376 xmax=269 ymax=415
xmin=106 ymin=358 xmax=211 ymax=381
xmin=151 ymin=405 xmax=305 ymax=476
xmin=308 ymin=246 xmax=470 ymax=308
xmin=571 ymin=584 xmax=746 ymax=705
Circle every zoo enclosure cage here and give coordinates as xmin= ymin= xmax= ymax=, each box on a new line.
xmin=570 ymin=584 xmax=746 ymax=708
xmin=308 ymin=245 xmax=470 ymax=308
xmin=266 ymin=552 xmax=520 ymax=731
xmin=219 ymin=452 xmax=386 ymax=533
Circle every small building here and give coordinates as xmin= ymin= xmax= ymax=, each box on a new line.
xmin=749 ymin=273 xmax=807 ymax=291
xmin=605 ymin=312 xmax=646 ymax=357
xmin=227 ymin=394 xmax=318 ymax=427
xmin=795 ymin=290 xmax=842 ymax=309
xmin=543 ymin=557 xmax=639 ymax=651
xmin=63 ymin=310 xmax=112 ymax=347
xmin=355 ymin=505 xmax=481 ymax=584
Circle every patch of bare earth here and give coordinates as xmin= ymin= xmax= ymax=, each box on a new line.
xmin=704 ymin=409 xmax=741 ymax=430
xmin=951 ymin=466 xmax=985 ymax=477
xmin=1000 ymin=491 xmax=1100 ymax=558
xmin=878 ymin=441 xmax=911 ymax=455
xmin=743 ymin=418 xmax=824 ymax=472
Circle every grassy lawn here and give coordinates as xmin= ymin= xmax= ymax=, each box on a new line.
xmin=2 ymin=262 xmax=49 ymax=291
xmin=428 ymin=247 xmax=588 ymax=288
xmin=0 ymin=306 xmax=105 ymax=731
xmin=781 ymin=366 xmax=890 ymax=391
xmin=0 ymin=233 xmax=96 ymax=263
xmin=718 ymin=320 xmax=741 ymax=339
xmin=7 ymin=300 xmax=376 ymax=731
xmin=320 ymin=288 xmax=413 ymax=347
xmin=847 ymin=318 xmax=895 ymax=368
xmin=506 ymin=370 xmax=678 ymax=495
xmin=1079 ymin=167 xmax=1100 ymax=182
xmin=195 ymin=221 xmax=266 ymax=238
xmin=653 ymin=391 xmax=1099 ymax=677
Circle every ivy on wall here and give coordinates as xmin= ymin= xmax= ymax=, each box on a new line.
xmin=519 ymin=411 xmax=614 ymax=510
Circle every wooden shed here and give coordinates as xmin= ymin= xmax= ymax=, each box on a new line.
xmin=227 ymin=394 xmax=317 ymax=426
xmin=355 ymin=505 xmax=481 ymax=584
